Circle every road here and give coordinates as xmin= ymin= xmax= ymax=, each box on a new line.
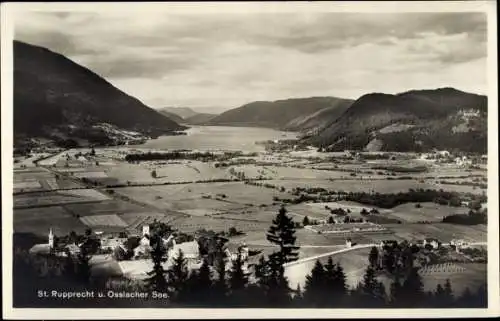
xmin=283 ymin=243 xmax=377 ymax=267
xmin=283 ymin=241 xmax=488 ymax=267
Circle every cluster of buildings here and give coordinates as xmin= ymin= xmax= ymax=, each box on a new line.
xmin=29 ymin=225 xmax=252 ymax=280
xmin=419 ymin=150 xmax=486 ymax=168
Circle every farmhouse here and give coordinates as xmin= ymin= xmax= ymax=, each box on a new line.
xmin=455 ymin=156 xmax=472 ymax=167
xmin=168 ymin=241 xmax=200 ymax=261
xmin=423 ymin=238 xmax=440 ymax=249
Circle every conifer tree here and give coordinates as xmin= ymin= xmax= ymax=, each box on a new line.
xmin=75 ymin=245 xmax=91 ymax=285
xmin=359 ymin=265 xmax=386 ymax=307
xmin=389 ymin=274 xmax=403 ymax=308
xmin=475 ymin=283 xmax=487 ymax=307
xmin=269 ymin=252 xmax=293 ymax=307
xmin=145 ymin=234 xmax=168 ymax=293
xmin=399 ymin=267 xmax=425 ymax=307
xmin=229 ymin=253 xmax=249 ymax=291
xmin=254 ymin=253 xmax=291 ymax=307
xmin=228 ymin=253 xmax=250 ymax=306
xmin=266 ymin=206 xmax=300 ymax=264
xmin=212 ymin=254 xmax=228 ymax=306
xmin=187 ymin=258 xmax=212 ymax=306
xmin=293 ymin=284 xmax=304 ymax=306
xmin=458 ymin=287 xmax=475 ymax=307
xmin=434 ymin=283 xmax=445 ymax=307
xmin=166 ymin=249 xmax=189 ymax=302
xmin=369 ymin=246 xmax=379 ymax=269
xmin=303 ymin=260 xmax=327 ymax=307
xmin=324 ymin=257 xmax=348 ymax=307
xmin=443 ymin=279 xmax=454 ymax=307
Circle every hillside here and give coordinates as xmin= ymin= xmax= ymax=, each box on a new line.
xmin=306 ymin=88 xmax=487 ymax=153
xmin=159 ymin=107 xmax=199 ymax=119
xmin=207 ymin=97 xmax=353 ymax=130
xmin=184 ymin=113 xmax=218 ymax=125
xmin=284 ymin=99 xmax=354 ymax=133
xmin=14 ymin=40 xmax=185 ymax=146
xmin=157 ymin=110 xmax=185 ymax=124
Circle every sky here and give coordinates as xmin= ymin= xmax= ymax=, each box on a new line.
xmin=14 ymin=10 xmax=488 ymax=110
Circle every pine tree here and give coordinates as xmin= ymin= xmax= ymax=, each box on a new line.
xmin=475 ymin=283 xmax=487 ymax=308
xmin=293 ymin=284 xmax=304 ymax=306
xmin=229 ymin=253 xmax=249 ymax=290
xmin=166 ymin=249 xmax=189 ymax=302
xmin=145 ymin=235 xmax=168 ymax=293
xmin=457 ymin=287 xmax=475 ymax=307
xmin=188 ymin=258 xmax=212 ymax=306
xmin=228 ymin=253 xmax=250 ymax=306
xmin=434 ymin=284 xmax=446 ymax=307
xmin=443 ymin=279 xmax=454 ymax=307
xmin=369 ymin=246 xmax=379 ymax=269
xmin=334 ymin=264 xmax=347 ymax=298
xmin=389 ymin=274 xmax=403 ymax=308
xmin=212 ymin=254 xmax=227 ymax=306
xmin=266 ymin=206 xmax=300 ymax=264
xmin=324 ymin=257 xmax=348 ymax=307
xmin=399 ymin=267 xmax=425 ymax=307
xmin=359 ymin=265 xmax=386 ymax=308
xmin=75 ymin=246 xmax=91 ymax=285
xmin=303 ymin=260 xmax=327 ymax=307
xmin=433 ymin=280 xmax=455 ymax=308
xmin=255 ymin=253 xmax=291 ymax=307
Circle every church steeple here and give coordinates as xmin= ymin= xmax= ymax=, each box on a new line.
xmin=48 ymin=228 xmax=54 ymax=249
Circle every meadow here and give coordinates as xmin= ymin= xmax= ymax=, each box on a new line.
xmin=14 ymin=189 xmax=110 ymax=209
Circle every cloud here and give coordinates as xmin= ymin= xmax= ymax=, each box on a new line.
xmin=13 ymin=10 xmax=488 ymax=108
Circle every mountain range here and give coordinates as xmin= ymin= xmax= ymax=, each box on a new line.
xmin=158 ymin=107 xmax=218 ymax=125
xmin=206 ymin=97 xmax=354 ymax=131
xmin=14 ymin=40 xmax=185 ymax=146
xmin=13 ymin=41 xmax=488 ymax=153
xmin=306 ymin=88 xmax=487 ymax=153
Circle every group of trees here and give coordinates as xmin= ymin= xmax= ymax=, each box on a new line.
xmin=442 ymin=209 xmax=487 ymax=225
xmin=125 ymin=151 xmax=247 ymax=163
xmin=143 ymin=206 xmax=487 ymax=308
xmin=14 ymin=206 xmax=488 ymax=309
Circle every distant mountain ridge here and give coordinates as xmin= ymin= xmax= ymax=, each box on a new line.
xmin=159 ymin=107 xmax=199 ymax=119
xmin=207 ymin=97 xmax=354 ymax=131
xmin=307 ymin=88 xmax=487 ymax=153
xmin=14 ymin=40 xmax=185 ymax=145
xmin=184 ymin=113 xmax=218 ymax=125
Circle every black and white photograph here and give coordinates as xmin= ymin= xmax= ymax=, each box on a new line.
xmin=1 ymin=1 xmax=498 ymax=318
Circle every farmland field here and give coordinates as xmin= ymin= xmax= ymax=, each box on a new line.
xmin=80 ymin=214 xmax=129 ymax=227
xmin=105 ymin=161 xmax=231 ymax=184
xmin=231 ymin=165 xmax=347 ymax=180
xmin=265 ymin=178 xmax=439 ymax=193
xmin=390 ymin=202 xmax=469 ymax=223
xmin=119 ymin=212 xmax=167 ymax=229
xmin=14 ymin=189 xmax=111 ymax=209
xmin=385 ymin=223 xmax=487 ymax=243
xmin=63 ymin=200 xmax=148 ymax=216
xmin=14 ymin=206 xmax=88 ymax=235
xmin=162 ymin=214 xmax=270 ymax=234
xmin=115 ymin=182 xmax=289 ymax=209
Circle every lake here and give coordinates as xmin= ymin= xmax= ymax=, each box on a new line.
xmin=139 ymin=126 xmax=298 ymax=152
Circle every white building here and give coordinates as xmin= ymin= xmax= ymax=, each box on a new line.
xmin=423 ymin=238 xmax=440 ymax=249
xmin=29 ymin=228 xmax=54 ymax=255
